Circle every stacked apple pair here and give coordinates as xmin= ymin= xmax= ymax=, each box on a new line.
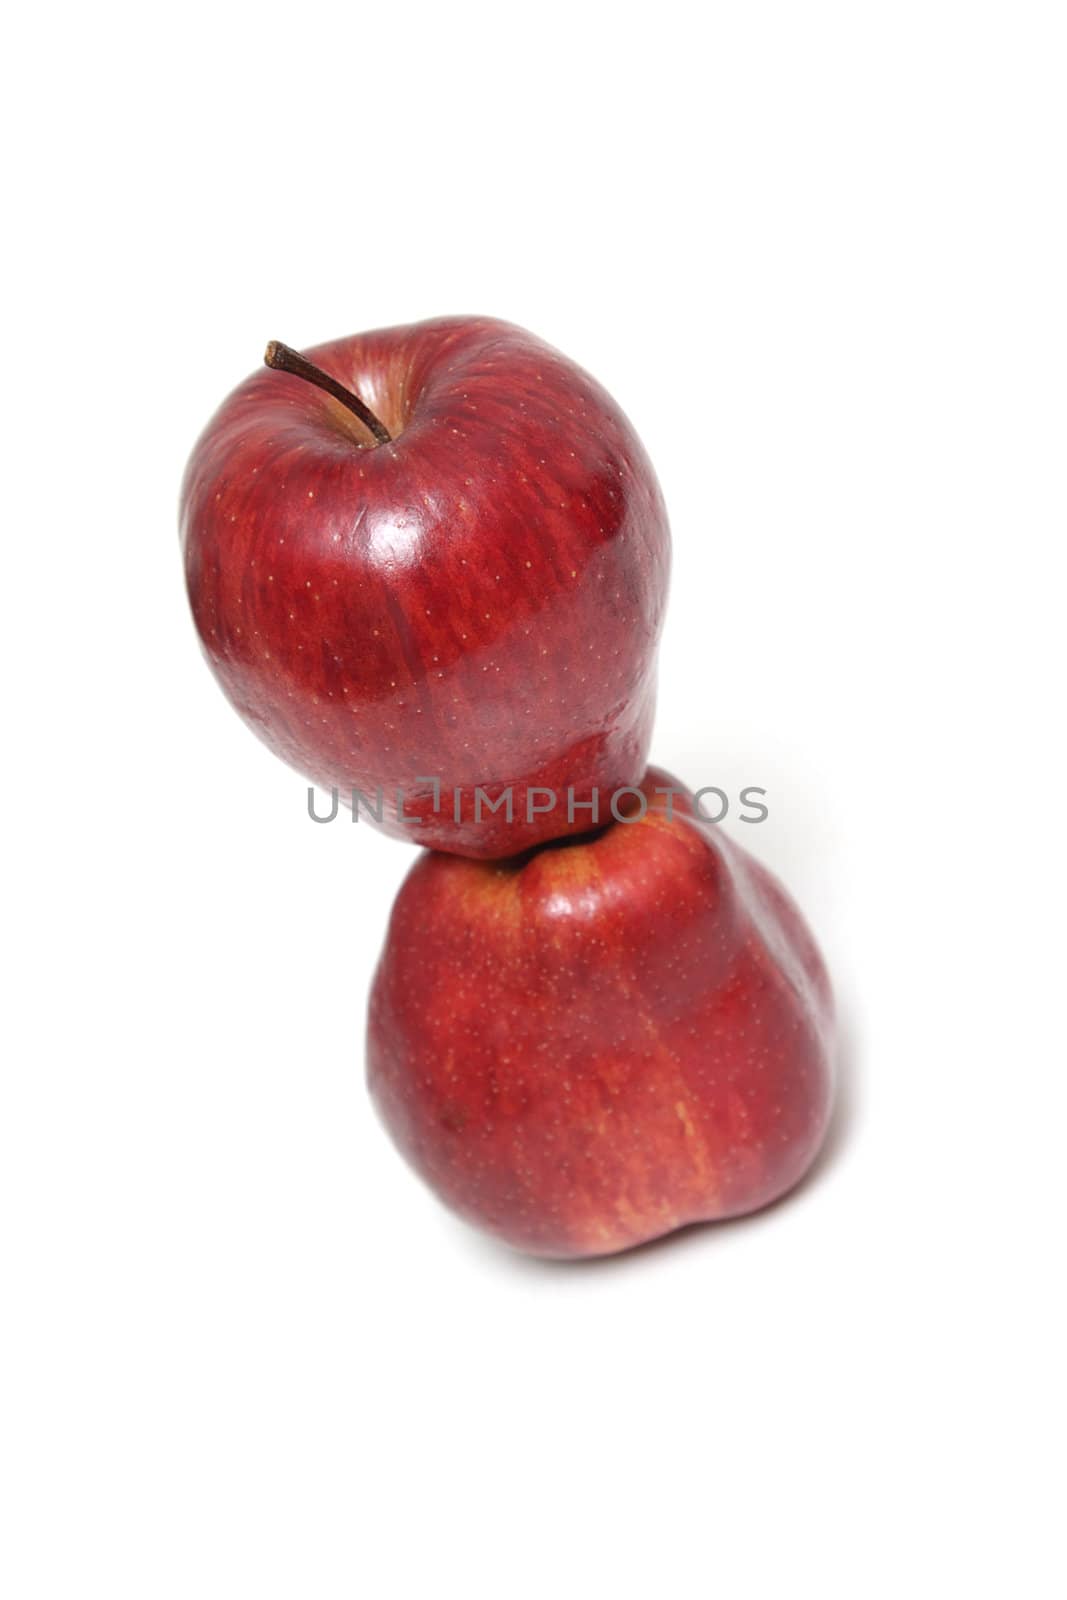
xmin=181 ymin=318 xmax=834 ymax=1258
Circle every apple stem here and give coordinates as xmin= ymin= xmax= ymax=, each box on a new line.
xmin=263 ymin=341 xmax=392 ymax=446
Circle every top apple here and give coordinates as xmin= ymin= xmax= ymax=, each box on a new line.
xmin=180 ymin=317 xmax=670 ymax=856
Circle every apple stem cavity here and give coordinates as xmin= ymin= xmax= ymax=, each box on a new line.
xmin=263 ymin=341 xmax=392 ymax=446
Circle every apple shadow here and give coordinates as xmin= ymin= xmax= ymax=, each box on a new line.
xmin=457 ymin=997 xmax=861 ymax=1280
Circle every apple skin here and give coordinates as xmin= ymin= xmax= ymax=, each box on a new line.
xmin=367 ymin=768 xmax=835 ymax=1258
xmin=180 ymin=317 xmax=670 ymax=857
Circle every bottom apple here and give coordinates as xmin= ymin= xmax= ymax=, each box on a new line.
xmin=366 ymin=769 xmax=834 ymax=1258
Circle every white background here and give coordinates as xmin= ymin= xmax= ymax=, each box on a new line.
xmin=3 ymin=4 xmax=1064 ymax=1595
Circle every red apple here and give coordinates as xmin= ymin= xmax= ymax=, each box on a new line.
xmin=180 ymin=317 xmax=670 ymax=856
xmin=367 ymin=768 xmax=834 ymax=1258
